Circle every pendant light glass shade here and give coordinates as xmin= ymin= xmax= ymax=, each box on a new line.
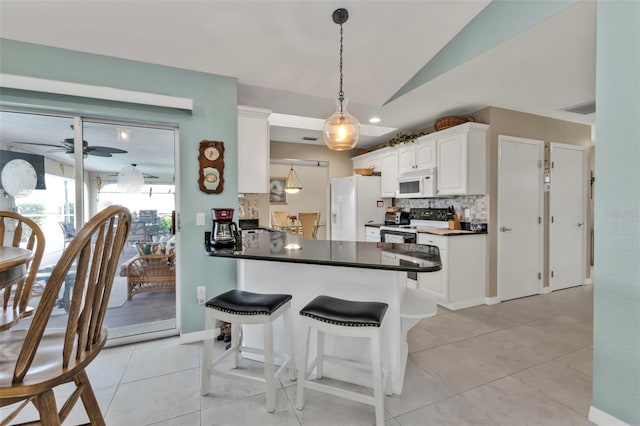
xmin=117 ymin=164 xmax=144 ymax=193
xmin=284 ymin=166 xmax=302 ymax=194
xmin=323 ymin=99 xmax=360 ymax=151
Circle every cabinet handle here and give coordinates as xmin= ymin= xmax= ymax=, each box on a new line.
xmin=500 ymin=226 xmax=512 ymax=232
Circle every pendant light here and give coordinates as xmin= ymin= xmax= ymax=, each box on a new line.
xmin=323 ymin=8 xmax=360 ymax=151
xmin=117 ymin=163 xmax=145 ymax=193
xmin=284 ymin=165 xmax=303 ymax=194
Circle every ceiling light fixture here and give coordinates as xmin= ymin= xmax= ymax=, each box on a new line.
xmin=117 ymin=163 xmax=144 ymax=193
xmin=323 ymin=8 xmax=359 ymax=151
xmin=117 ymin=128 xmax=130 ymax=142
xmin=284 ymin=165 xmax=303 ymax=194
xmin=369 ymin=117 xmax=381 ymax=124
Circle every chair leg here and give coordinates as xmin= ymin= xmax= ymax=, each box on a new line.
xmin=283 ymin=305 xmax=296 ymax=381
xmin=76 ymin=370 xmax=106 ymax=426
xmin=201 ymin=309 xmax=216 ymax=396
xmin=231 ymin=321 xmax=240 ymax=368
xmin=35 ymin=389 xmax=61 ymax=426
xmin=316 ymin=330 xmax=325 ymax=379
xmin=370 ymin=331 xmax=385 ymax=426
xmin=263 ymin=321 xmax=276 ymax=413
xmin=295 ymin=321 xmax=311 ymax=410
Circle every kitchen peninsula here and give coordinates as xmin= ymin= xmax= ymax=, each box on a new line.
xmin=206 ymin=230 xmax=441 ymax=394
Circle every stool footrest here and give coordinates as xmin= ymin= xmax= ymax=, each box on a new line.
xmin=303 ymin=380 xmax=375 ymax=407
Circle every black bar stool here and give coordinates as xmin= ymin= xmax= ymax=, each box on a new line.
xmin=295 ymin=295 xmax=388 ymax=426
xmin=200 ymin=289 xmax=295 ymax=413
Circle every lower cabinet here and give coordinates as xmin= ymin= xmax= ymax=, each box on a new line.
xmin=417 ymin=233 xmax=486 ymax=310
xmin=365 ymin=225 xmax=381 ymax=242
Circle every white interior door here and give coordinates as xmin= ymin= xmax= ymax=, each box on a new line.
xmin=549 ymin=143 xmax=587 ymax=290
xmin=498 ymin=136 xmax=543 ymax=301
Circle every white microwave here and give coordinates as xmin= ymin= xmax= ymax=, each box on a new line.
xmin=396 ymin=168 xmax=436 ymax=198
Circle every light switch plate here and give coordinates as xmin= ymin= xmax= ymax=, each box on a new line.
xmin=197 ymin=286 xmax=206 ymax=304
xmin=196 ymin=212 xmax=205 ymax=226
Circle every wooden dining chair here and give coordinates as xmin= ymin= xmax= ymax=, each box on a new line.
xmin=298 ymin=212 xmax=320 ymax=239
xmin=271 ymin=211 xmax=289 ymax=229
xmin=0 ymin=205 xmax=131 ymax=426
xmin=0 ymin=211 xmax=45 ymax=330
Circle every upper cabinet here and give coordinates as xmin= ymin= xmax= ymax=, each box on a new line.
xmin=436 ymin=123 xmax=488 ymax=195
xmin=397 ymin=135 xmax=437 ymax=175
xmin=378 ymin=148 xmax=398 ymax=198
xmin=352 ymin=150 xmax=380 ymax=172
xmin=238 ymin=105 xmax=271 ymax=193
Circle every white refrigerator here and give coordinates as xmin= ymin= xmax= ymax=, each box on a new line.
xmin=330 ymin=175 xmax=390 ymax=241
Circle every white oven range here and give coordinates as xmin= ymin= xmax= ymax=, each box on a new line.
xmin=380 ymin=208 xmax=451 ymax=283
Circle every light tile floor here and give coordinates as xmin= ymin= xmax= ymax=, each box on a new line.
xmin=4 ymin=285 xmax=594 ymax=425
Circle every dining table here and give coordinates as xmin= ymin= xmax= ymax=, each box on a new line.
xmin=0 ymin=246 xmax=33 ymax=330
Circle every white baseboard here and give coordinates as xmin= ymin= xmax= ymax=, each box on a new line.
xmin=588 ymin=406 xmax=630 ymax=426
xmin=584 ymin=278 xmax=593 ymax=285
xmin=485 ymin=296 xmax=500 ymax=305
xmin=180 ymin=328 xmax=219 ymax=344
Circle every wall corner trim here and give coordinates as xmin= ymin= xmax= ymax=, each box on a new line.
xmin=588 ymin=406 xmax=630 ymax=426
xmin=0 ymin=73 xmax=194 ymax=111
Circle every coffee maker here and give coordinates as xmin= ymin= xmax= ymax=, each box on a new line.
xmin=209 ymin=208 xmax=239 ymax=249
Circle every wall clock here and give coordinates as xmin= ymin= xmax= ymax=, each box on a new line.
xmin=1 ymin=159 xmax=37 ymax=198
xmin=198 ymin=140 xmax=225 ymax=194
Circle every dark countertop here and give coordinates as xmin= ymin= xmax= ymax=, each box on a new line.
xmin=417 ymin=228 xmax=488 ymax=236
xmin=364 ymin=223 xmax=386 ymax=228
xmin=207 ymin=230 xmax=441 ymax=272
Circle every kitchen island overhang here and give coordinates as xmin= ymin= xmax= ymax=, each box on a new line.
xmin=206 ymin=231 xmax=441 ymax=394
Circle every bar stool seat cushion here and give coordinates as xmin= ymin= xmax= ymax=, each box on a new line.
xmin=300 ymin=295 xmax=388 ymax=327
xmin=205 ymin=289 xmax=292 ymax=315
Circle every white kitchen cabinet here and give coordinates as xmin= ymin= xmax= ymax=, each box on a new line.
xmin=238 ymin=105 xmax=271 ymax=193
xmin=365 ymin=225 xmax=381 ymax=242
xmin=417 ymin=232 xmax=486 ymax=309
xmin=397 ymin=135 xmax=436 ymax=175
xmin=352 ymin=150 xmax=380 ymax=172
xmin=378 ymin=147 xmax=398 ymax=198
xmin=436 ymin=123 xmax=488 ymax=195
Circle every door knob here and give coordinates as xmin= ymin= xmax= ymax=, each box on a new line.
xmin=500 ymin=226 xmax=512 ymax=232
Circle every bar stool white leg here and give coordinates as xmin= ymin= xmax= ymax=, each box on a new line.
xmin=283 ymin=305 xmax=296 ymax=381
xmin=200 ymin=309 xmax=216 ymax=396
xmin=263 ymin=321 xmax=276 ymax=412
xmin=316 ymin=330 xmax=325 ymax=379
xmin=295 ymin=320 xmax=311 ymax=410
xmin=230 ymin=321 xmax=240 ymax=368
xmin=370 ymin=329 xmax=384 ymax=426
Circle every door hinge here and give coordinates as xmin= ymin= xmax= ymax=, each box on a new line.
xmin=551 ymin=216 xmax=554 ymax=223
xmin=538 ymin=272 xmax=542 ymax=280
xmin=551 ymin=161 xmax=555 ymax=168
xmin=551 ymin=271 xmax=554 ymax=278
xmin=538 ymin=216 xmax=542 ymax=224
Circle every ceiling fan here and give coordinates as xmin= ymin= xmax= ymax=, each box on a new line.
xmin=11 ymin=125 xmax=128 ymax=157
xmin=107 ymin=164 xmax=159 ymax=180
xmin=11 ymin=137 xmax=128 ymax=158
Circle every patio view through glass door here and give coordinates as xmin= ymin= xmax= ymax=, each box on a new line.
xmin=1 ymin=110 xmax=177 ymax=342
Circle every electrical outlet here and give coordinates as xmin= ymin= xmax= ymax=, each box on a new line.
xmin=197 ymin=286 xmax=206 ymax=304
xmin=196 ymin=212 xmax=206 ymax=226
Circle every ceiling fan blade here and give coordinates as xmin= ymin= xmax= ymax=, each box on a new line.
xmin=89 ymin=146 xmax=128 ymax=154
xmin=143 ymin=173 xmax=159 ymax=179
xmin=86 ymin=150 xmax=112 ymax=157
xmin=11 ymin=141 xmax=65 ymax=148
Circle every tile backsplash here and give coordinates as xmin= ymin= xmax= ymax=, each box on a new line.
xmin=396 ymin=195 xmax=488 ymax=222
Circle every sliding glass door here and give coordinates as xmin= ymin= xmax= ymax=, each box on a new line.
xmin=0 ymin=109 xmax=177 ymax=342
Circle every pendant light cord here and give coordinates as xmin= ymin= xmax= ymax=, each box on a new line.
xmin=338 ymin=23 xmax=344 ymax=113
